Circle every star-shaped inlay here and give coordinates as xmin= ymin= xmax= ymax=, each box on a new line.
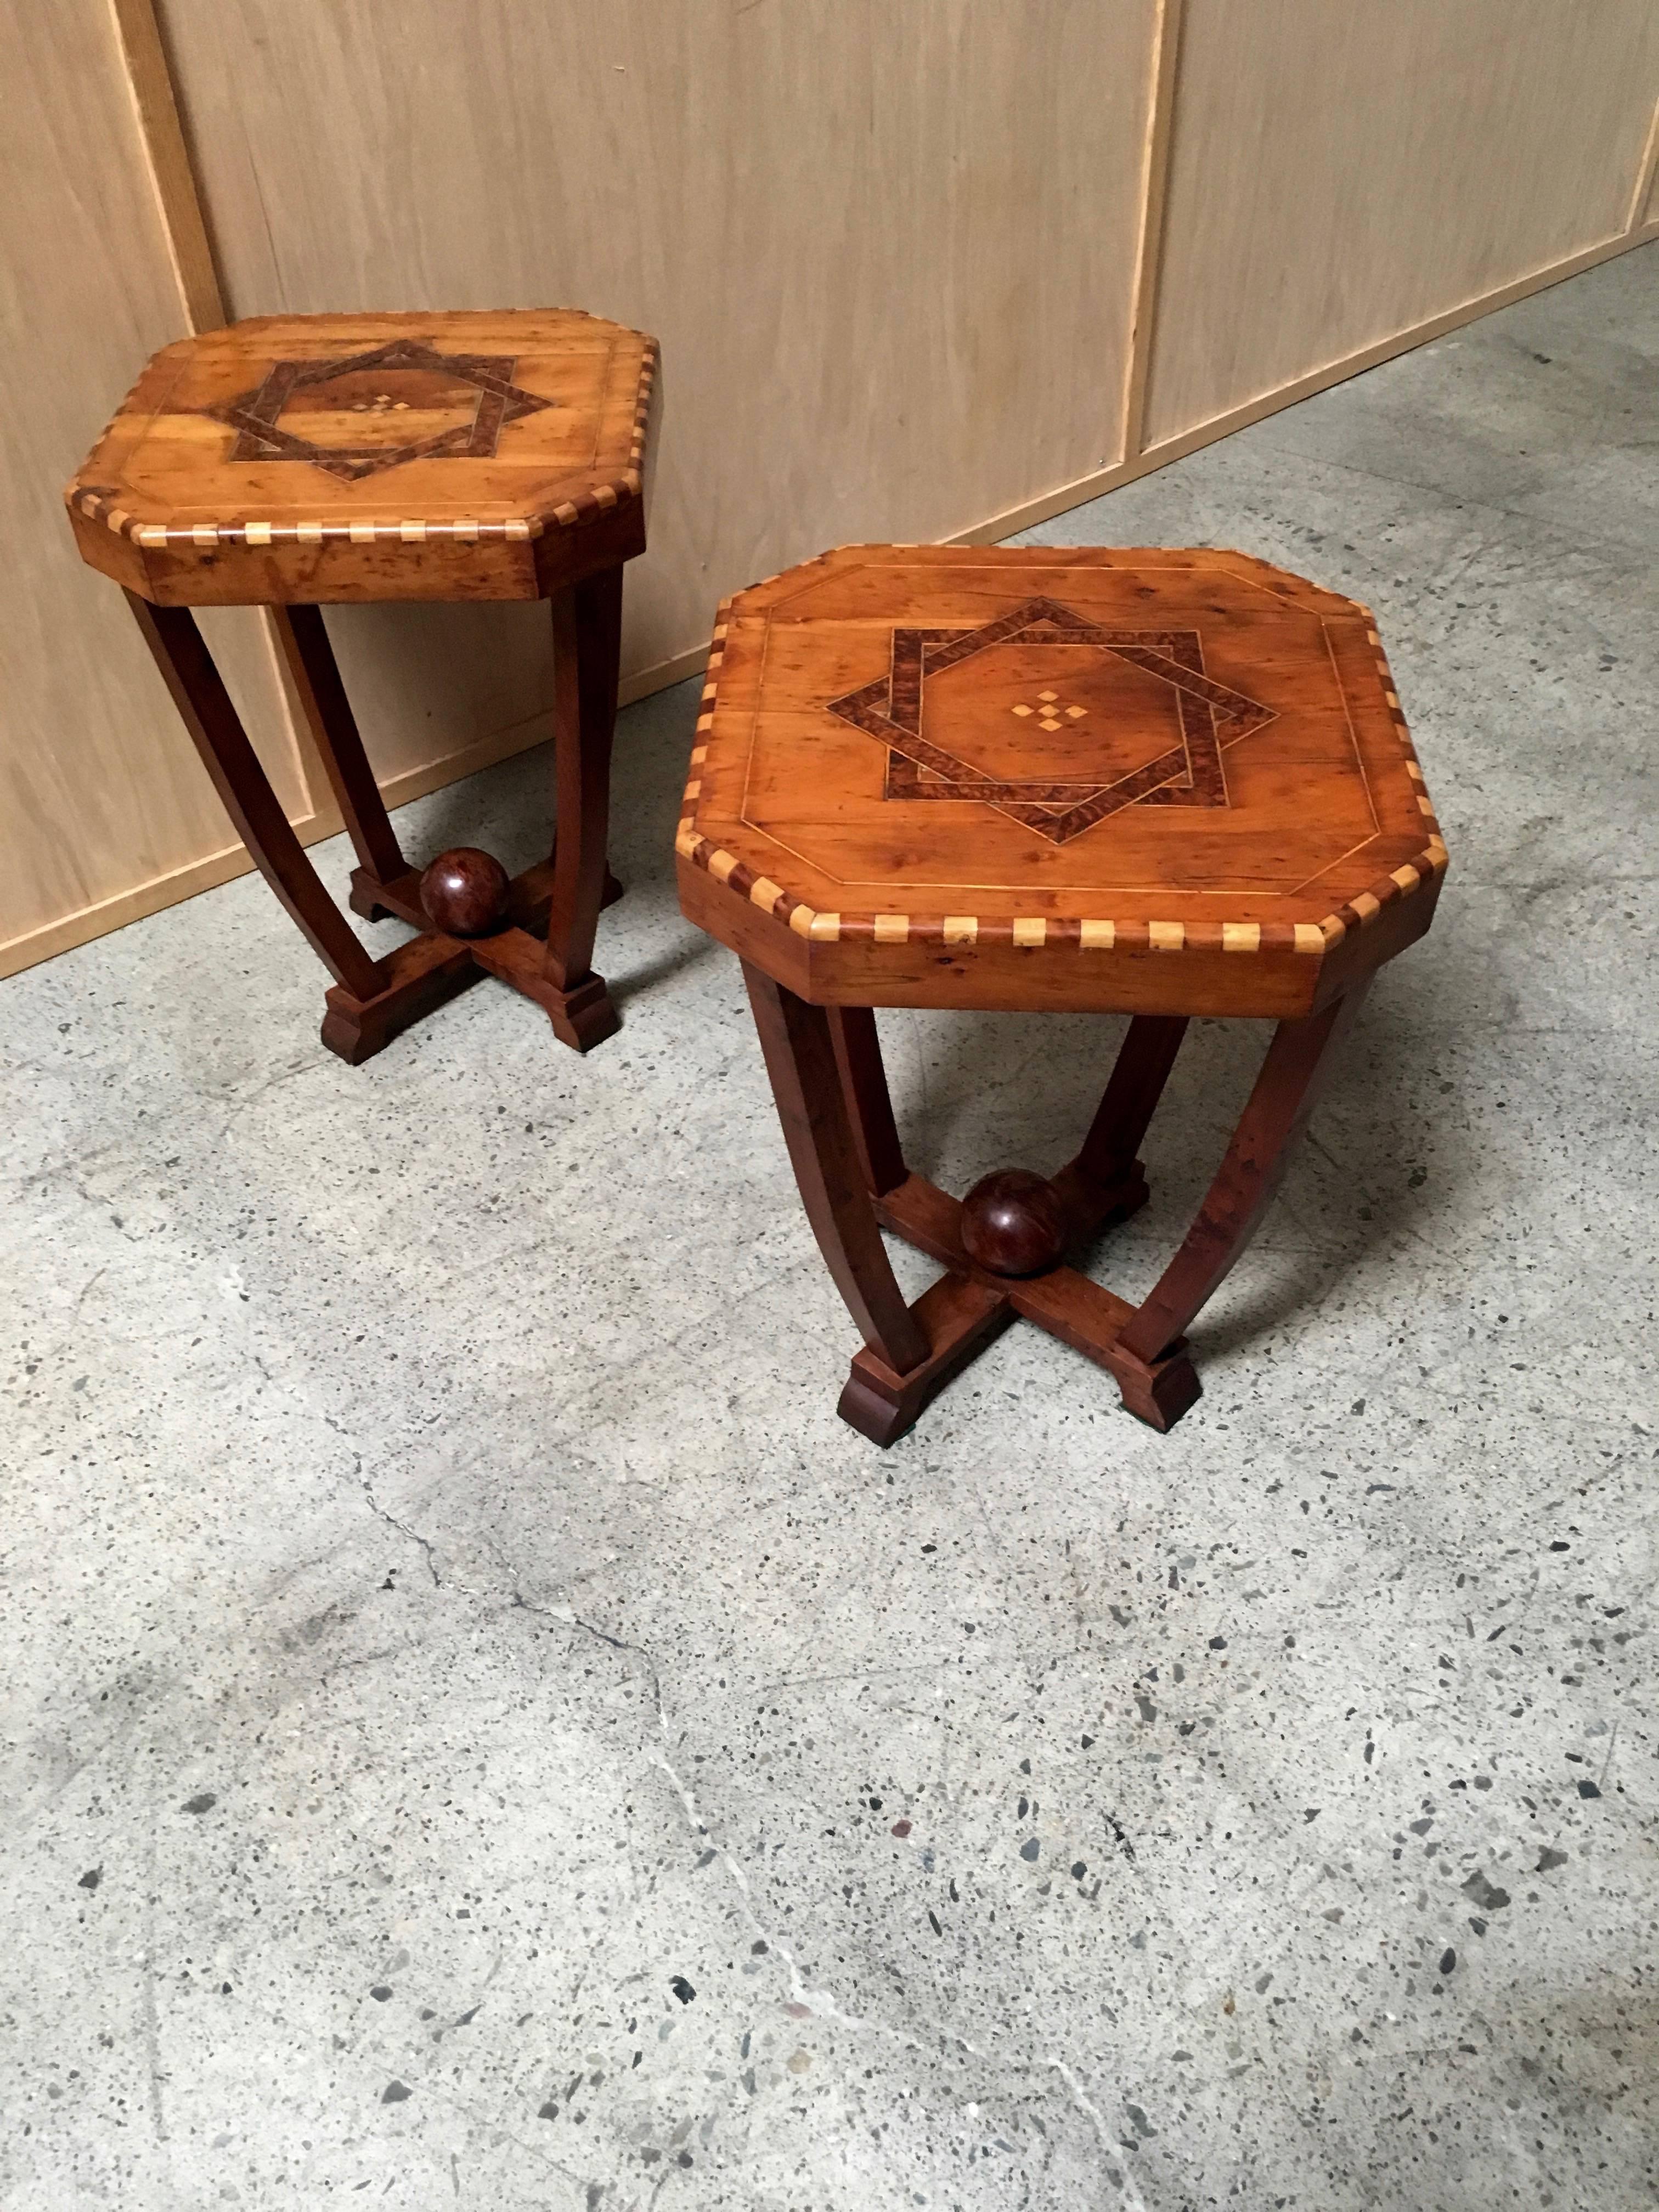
xmin=825 ymin=597 xmax=1277 ymax=844
xmin=209 ymin=336 xmax=556 ymax=483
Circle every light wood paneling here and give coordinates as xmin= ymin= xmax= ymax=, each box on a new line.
xmin=1144 ymin=0 xmax=1659 ymax=447
xmin=1120 ymin=0 xmax=1187 ymax=462
xmin=0 ymin=0 xmax=306 ymax=959
xmin=1638 ymin=97 xmax=1659 ymax=229
xmin=315 ymin=603 xmax=556 ymax=792
xmin=109 ymin=0 xmax=226 ymax=334
xmin=158 ymin=0 xmax=1159 ymax=723
xmin=5 ymin=0 xmax=1654 ymax=980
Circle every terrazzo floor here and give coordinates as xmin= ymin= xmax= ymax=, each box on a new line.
xmin=3 ymin=245 xmax=1656 ymax=2209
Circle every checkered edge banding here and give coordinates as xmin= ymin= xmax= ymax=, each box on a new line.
xmin=65 ymin=341 xmax=658 ymax=549
xmin=675 ymin=600 xmax=1448 ymax=958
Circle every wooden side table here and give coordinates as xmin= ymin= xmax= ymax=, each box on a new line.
xmin=66 ymin=309 xmax=657 ymax=1063
xmin=679 ymin=546 xmax=1447 ymax=1442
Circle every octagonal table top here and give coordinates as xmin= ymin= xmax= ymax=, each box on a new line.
xmin=678 ymin=545 xmax=1447 ymax=1018
xmin=66 ymin=309 xmax=656 ymax=605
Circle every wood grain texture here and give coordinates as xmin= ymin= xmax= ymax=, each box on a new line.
xmin=743 ymin=963 xmax=930 ymax=1377
xmin=0 ymin=0 xmax=306 ymax=958
xmin=1635 ymin=95 xmax=1659 ymax=231
xmin=108 ymin=0 xmax=227 ymax=332
xmin=126 ymin=592 xmax=382 ymax=995
xmin=952 ymin=228 xmax=1657 ymax=548
xmin=67 ymin=311 xmax=656 ymax=602
xmin=1116 ymin=982 xmax=1372 ymax=1364
xmin=1120 ymin=0 xmax=1186 ymax=459
xmin=157 ymin=0 xmax=1159 ymax=670
xmin=1144 ymin=0 xmax=1659 ymax=444
xmin=726 ymin=753 xmax=1387 ymax=1441
xmin=678 ymin=546 xmax=1446 ymax=1016
xmin=10 ymin=0 xmax=1654 ymax=979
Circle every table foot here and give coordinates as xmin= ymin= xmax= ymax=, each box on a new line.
xmin=872 ymin=1168 xmax=1200 ymax=1430
xmin=336 ymin=860 xmax=626 ymax=1057
xmin=320 ymin=933 xmax=481 ymax=1064
xmin=839 ymin=1273 xmax=1015 ymax=1446
xmin=544 ymin=973 xmax=621 ymax=1053
xmin=1109 ymin=1340 xmax=1203 ymax=1431
xmin=746 ymin=984 xmax=1310 ymax=1442
xmin=124 ymin=586 xmax=634 ymax=1066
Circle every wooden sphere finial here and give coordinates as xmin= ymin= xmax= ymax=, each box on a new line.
xmin=420 ymin=847 xmax=510 ymax=936
xmin=959 ymin=1169 xmax=1068 ymax=1278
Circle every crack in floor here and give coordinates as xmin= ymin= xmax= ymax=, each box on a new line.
xmin=337 ymin=1485 xmax=1157 ymax=2192
xmin=354 ymin=1453 xmax=443 ymax=1589
xmin=528 ymin=1595 xmax=1149 ymax=2194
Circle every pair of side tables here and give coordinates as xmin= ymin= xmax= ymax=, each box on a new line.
xmin=68 ymin=311 xmax=1446 ymax=1444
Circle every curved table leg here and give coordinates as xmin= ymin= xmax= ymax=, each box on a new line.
xmin=1115 ymin=983 xmax=1372 ymax=1376
xmin=745 ymin=970 xmax=1020 ymax=1444
xmin=1071 ymin=1013 xmax=1189 ymax=1193
xmin=275 ymin=605 xmax=406 ymax=919
xmin=127 ymin=593 xmax=382 ymax=1002
xmin=543 ymin=566 xmax=624 ymax=1051
xmin=744 ymin=970 xmax=928 ymax=1372
xmin=827 ymin=1006 xmax=908 ymax=1197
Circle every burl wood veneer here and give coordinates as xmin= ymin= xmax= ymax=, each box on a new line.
xmin=679 ymin=545 xmax=1447 ymax=1442
xmin=67 ymin=309 xmax=658 ymax=1061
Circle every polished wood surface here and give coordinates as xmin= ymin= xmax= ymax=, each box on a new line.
xmin=66 ymin=307 xmax=652 ymax=1059
xmin=704 ymin=547 xmax=1445 ymax=1440
xmin=743 ymin=966 xmax=930 ymax=1379
xmin=127 ymin=592 xmax=382 ymax=998
xmin=14 ymin=3 xmax=1655 ymax=984
xmin=809 ymin=1003 xmax=1197 ymax=1443
xmin=278 ymin=602 xmax=405 ymax=885
xmin=827 ymin=1007 xmax=909 ymax=1200
xmin=543 ymin=567 xmax=625 ymax=1043
xmin=680 ymin=545 xmax=1446 ymax=1018
xmin=125 ymin=571 xmax=632 ymax=1064
xmin=1117 ymin=980 xmax=1372 ymax=1364
xmin=67 ymin=310 xmax=656 ymax=605
xmin=419 ymin=848 xmax=511 ymax=938
xmin=958 ymin=1171 xmax=1068 ymax=1279
xmin=1071 ymin=1012 xmax=1188 ymax=1191
xmin=323 ymin=853 xmax=624 ymax=1065
xmin=746 ymin=973 xmax=1376 ymax=1443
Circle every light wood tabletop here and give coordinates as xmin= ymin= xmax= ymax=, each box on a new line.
xmin=679 ymin=545 xmax=1443 ymax=1019
xmin=682 ymin=544 xmax=1448 ymax=1444
xmin=65 ymin=310 xmax=658 ymax=1064
xmin=67 ymin=309 xmax=656 ymax=605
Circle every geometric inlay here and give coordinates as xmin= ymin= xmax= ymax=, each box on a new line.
xmin=826 ymin=595 xmax=1277 ymax=845
xmin=210 ymin=336 xmax=556 ymax=484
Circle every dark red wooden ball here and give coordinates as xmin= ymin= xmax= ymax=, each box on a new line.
xmin=960 ymin=1169 xmax=1068 ymax=1278
xmin=420 ymin=847 xmax=510 ymax=936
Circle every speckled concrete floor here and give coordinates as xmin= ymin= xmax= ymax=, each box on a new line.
xmin=3 ymin=246 xmax=1656 ymax=2211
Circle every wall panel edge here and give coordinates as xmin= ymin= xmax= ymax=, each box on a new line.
xmin=952 ymin=224 xmax=1657 ymax=546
